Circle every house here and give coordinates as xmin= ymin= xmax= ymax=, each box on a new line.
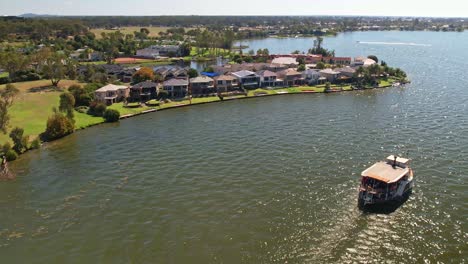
xmin=277 ymin=68 xmax=305 ymax=86
xmin=319 ymin=68 xmax=341 ymax=82
xmin=136 ymin=45 xmax=181 ymax=58
xmin=302 ymin=69 xmax=321 ymax=85
xmin=354 ymin=57 xmax=377 ymax=67
xmin=258 ymin=70 xmax=284 ymax=88
xmin=155 ymin=66 xmax=188 ymax=80
xmin=336 ymin=67 xmax=356 ymax=78
xmin=162 ymin=78 xmax=189 ymax=98
xmin=189 ymin=76 xmax=215 ymax=95
xmin=214 ymin=75 xmax=239 ymax=93
xmin=271 ymin=57 xmax=299 ymax=67
xmin=231 ymin=70 xmax=260 ymax=88
xmin=265 ymin=63 xmax=289 ymax=72
xmin=94 ymin=84 xmax=129 ymax=105
xmin=130 ymin=81 xmax=159 ymax=102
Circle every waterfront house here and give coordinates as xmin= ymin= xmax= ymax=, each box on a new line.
xmin=163 ymin=78 xmax=189 ymax=98
xmin=189 ymin=76 xmax=215 ymax=95
xmin=354 ymin=57 xmax=376 ymax=67
xmin=155 ymin=66 xmax=188 ymax=80
xmin=136 ymin=45 xmax=181 ymax=58
xmin=130 ymin=81 xmax=159 ymax=102
xmin=319 ymin=68 xmax=341 ymax=82
xmin=258 ymin=70 xmax=284 ymax=88
xmin=231 ymin=70 xmax=260 ymax=89
xmin=277 ymin=68 xmax=305 ymax=86
xmin=322 ymin=57 xmax=352 ymax=66
xmin=336 ymin=67 xmax=356 ymax=82
xmin=302 ymin=69 xmax=321 ymax=85
xmin=214 ymin=75 xmax=239 ymax=93
xmin=94 ymin=84 xmax=129 ymax=105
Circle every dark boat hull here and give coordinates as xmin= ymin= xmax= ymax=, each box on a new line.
xmin=358 ymin=189 xmax=412 ymax=213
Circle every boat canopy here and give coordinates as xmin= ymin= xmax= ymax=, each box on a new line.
xmin=361 ymin=162 xmax=409 ymax=183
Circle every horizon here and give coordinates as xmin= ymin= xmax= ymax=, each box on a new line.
xmin=2 ymin=0 xmax=468 ymax=18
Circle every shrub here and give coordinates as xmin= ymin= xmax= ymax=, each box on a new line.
xmin=44 ymin=112 xmax=75 ymax=141
xmin=75 ymin=106 xmax=89 ymax=113
xmin=30 ymin=138 xmax=41 ymax=150
xmin=9 ymin=127 xmax=28 ymax=154
xmin=88 ymin=101 xmax=107 ymax=116
xmin=0 ymin=77 xmax=10 ymax=85
xmin=5 ymin=149 xmax=17 ymax=161
xmin=103 ymin=109 xmax=120 ymax=122
xmin=2 ymin=142 xmax=11 ymax=154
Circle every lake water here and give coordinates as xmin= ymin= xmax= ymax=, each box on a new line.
xmin=2 ymin=31 xmax=467 ymax=263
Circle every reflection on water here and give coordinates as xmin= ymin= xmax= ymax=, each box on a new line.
xmin=1 ymin=31 xmax=468 ymax=263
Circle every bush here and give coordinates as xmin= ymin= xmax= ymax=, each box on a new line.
xmin=30 ymin=138 xmax=41 ymax=150
xmin=0 ymin=77 xmax=10 ymax=85
xmin=103 ymin=109 xmax=120 ymax=122
xmin=5 ymin=149 xmax=17 ymax=161
xmin=2 ymin=142 xmax=11 ymax=154
xmin=75 ymin=106 xmax=89 ymax=113
xmin=43 ymin=112 xmax=75 ymax=141
xmin=88 ymin=101 xmax=107 ymax=116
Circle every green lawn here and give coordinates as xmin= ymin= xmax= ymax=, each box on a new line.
xmin=108 ymin=103 xmax=156 ymax=116
xmin=247 ymin=89 xmax=277 ymax=96
xmin=75 ymin=112 xmax=105 ymax=129
xmin=0 ymin=72 xmax=8 ymax=78
xmin=0 ymin=80 xmax=85 ymax=143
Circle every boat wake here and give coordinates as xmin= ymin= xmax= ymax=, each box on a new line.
xmin=357 ymin=41 xmax=431 ymax=47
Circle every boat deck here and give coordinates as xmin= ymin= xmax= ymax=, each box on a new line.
xmin=362 ymin=162 xmax=409 ymax=183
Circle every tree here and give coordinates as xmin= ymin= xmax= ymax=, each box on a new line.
xmin=324 ymin=82 xmax=331 ymax=93
xmin=368 ymin=55 xmax=379 ymax=63
xmin=59 ymin=92 xmax=76 ymax=121
xmin=297 ymin=64 xmax=306 ymax=72
xmin=292 ymin=50 xmax=301 ymax=54
xmin=40 ymin=53 xmax=67 ymax=86
xmin=44 ymin=109 xmax=74 ymax=141
xmin=132 ymin=67 xmax=155 ymax=83
xmin=103 ymin=109 xmax=120 ymax=122
xmin=188 ymin=68 xmax=199 ymax=78
xmin=0 ymin=84 xmax=19 ymax=134
xmin=69 ymin=84 xmax=92 ymax=107
xmin=9 ymin=127 xmax=28 ymax=154
xmin=0 ymin=52 xmax=30 ymax=80
xmin=203 ymin=66 xmax=214 ymax=73
xmin=316 ymin=61 xmax=326 ymax=69
xmin=88 ymin=101 xmax=107 ymax=117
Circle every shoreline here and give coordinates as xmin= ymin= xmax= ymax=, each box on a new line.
xmin=3 ymin=80 xmax=407 ymax=165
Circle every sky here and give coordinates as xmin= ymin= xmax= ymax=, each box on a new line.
xmin=1 ymin=0 xmax=468 ymax=17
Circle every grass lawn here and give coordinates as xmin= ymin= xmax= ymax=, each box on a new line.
xmin=247 ymin=89 xmax=277 ymax=96
xmin=0 ymin=80 xmax=85 ymax=143
xmin=0 ymin=72 xmax=8 ymax=78
xmin=159 ymin=97 xmax=221 ymax=109
xmin=91 ymin=26 xmax=170 ymax=39
xmin=75 ymin=112 xmax=104 ymax=129
xmin=107 ymin=103 xmax=156 ymax=116
xmin=379 ymin=80 xmax=392 ymax=87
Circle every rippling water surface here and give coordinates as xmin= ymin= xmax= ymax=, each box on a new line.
xmin=1 ymin=31 xmax=467 ymax=263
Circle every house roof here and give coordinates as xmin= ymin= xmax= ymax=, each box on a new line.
xmin=336 ymin=67 xmax=356 ymax=73
xmin=215 ymin=75 xmax=237 ymax=81
xmin=95 ymin=84 xmax=128 ymax=92
xmin=279 ymin=68 xmax=302 ymax=76
xmin=131 ymin=81 xmax=158 ymax=89
xmin=163 ymin=78 xmax=189 ymax=86
xmin=320 ymin=68 xmax=340 ymax=75
xmin=190 ymin=76 xmax=214 ymax=83
xmin=304 ymin=69 xmax=320 ymax=75
xmin=361 ymin=162 xmax=410 ymax=183
xmin=257 ymin=70 xmax=277 ymax=77
xmin=231 ymin=70 xmax=258 ymax=78
xmin=271 ymin=57 xmax=299 ymax=65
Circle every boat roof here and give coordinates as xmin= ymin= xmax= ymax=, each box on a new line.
xmin=361 ymin=162 xmax=409 ymax=183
